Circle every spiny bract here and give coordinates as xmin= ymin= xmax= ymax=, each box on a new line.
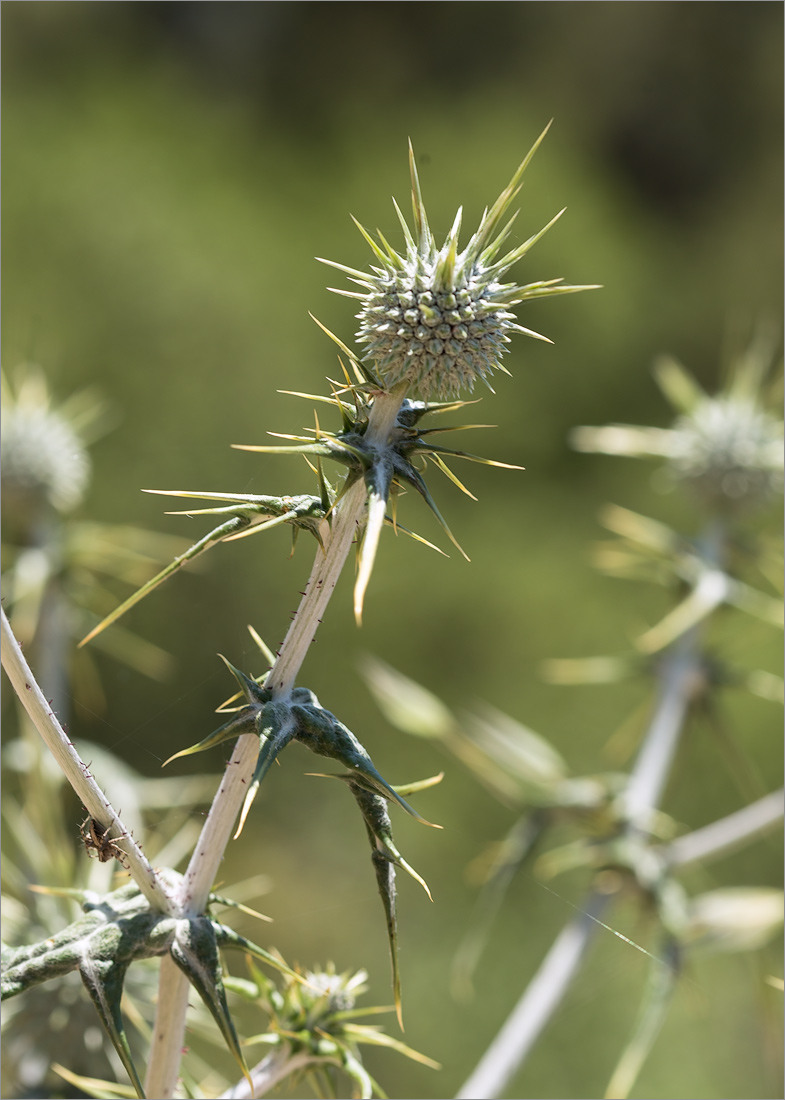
xmin=320 ymin=125 xmax=595 ymax=400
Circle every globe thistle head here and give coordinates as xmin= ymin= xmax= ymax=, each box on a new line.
xmin=572 ymin=339 xmax=784 ymax=515
xmin=667 ymin=393 xmax=783 ymax=507
xmin=295 ymin=964 xmax=368 ymax=1022
xmin=1 ymin=368 xmax=93 ymax=532
xmin=320 ymin=125 xmax=597 ymax=400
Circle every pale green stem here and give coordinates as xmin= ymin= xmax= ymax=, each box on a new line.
xmin=267 ymin=476 xmax=369 ymax=695
xmin=0 ymin=609 xmax=174 ymax=914
xmin=455 ymin=519 xmax=728 ymax=1099
xmin=143 ymin=957 xmax=191 ymax=1100
xmin=667 ymin=787 xmax=784 ymax=868
xmin=144 ymin=386 xmax=408 ymax=1097
xmin=619 ymin=634 xmax=702 ymax=833
xmin=456 ymin=890 xmax=609 ymax=1099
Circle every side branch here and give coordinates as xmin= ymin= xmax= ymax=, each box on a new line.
xmin=668 ymin=788 xmax=784 ymax=868
xmin=1 ymin=609 xmax=174 ymax=915
xmin=456 ymin=892 xmax=609 ymax=1099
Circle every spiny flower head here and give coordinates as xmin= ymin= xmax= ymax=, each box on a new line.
xmin=572 ymin=339 xmax=784 ymax=514
xmin=277 ymin=963 xmax=369 ymax=1029
xmin=1 ymin=368 xmax=93 ymax=523
xmin=667 ymin=391 xmax=783 ymax=506
xmin=320 ymin=124 xmax=596 ymax=400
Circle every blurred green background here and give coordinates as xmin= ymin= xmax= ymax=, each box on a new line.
xmin=2 ymin=3 xmax=782 ymax=1097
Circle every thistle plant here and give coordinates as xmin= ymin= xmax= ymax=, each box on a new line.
xmin=364 ymin=336 xmax=784 ymax=1099
xmin=1 ymin=127 xmax=595 ymax=1097
xmin=1 ymin=367 xmax=185 ymax=708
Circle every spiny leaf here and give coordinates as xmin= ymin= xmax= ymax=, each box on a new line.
xmin=78 ymin=955 xmax=146 ymax=1099
xmin=417 ymin=440 xmax=525 ymax=470
xmin=170 ymin=918 xmax=253 ymax=1095
xmin=371 ymin=848 xmax=402 ymax=1029
xmin=79 ymin=515 xmax=252 ymax=647
xmin=341 ymin=1024 xmax=442 ymax=1069
xmin=162 ymin=709 xmax=258 ymax=767
xmin=291 ymin=698 xmax=441 ymax=828
xmin=392 ymin=461 xmax=470 ymax=561
xmin=428 ymin=454 xmax=478 ymax=500
xmin=51 ymin=1065 xmax=138 ymax=1100
xmin=310 ymin=775 xmax=434 ymax=899
xmin=212 ymin=922 xmax=309 ymax=986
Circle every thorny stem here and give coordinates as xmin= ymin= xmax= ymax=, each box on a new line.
xmin=0 ymin=608 xmax=174 ymax=915
xmin=180 ymin=385 xmax=407 ymax=913
xmin=455 ymin=522 xmax=730 ymax=1100
xmin=143 ymin=386 xmax=408 ymax=1096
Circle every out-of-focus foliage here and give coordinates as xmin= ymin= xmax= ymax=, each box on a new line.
xmin=364 ymin=350 xmax=783 ymax=1098
xmin=2 ymin=4 xmax=782 ymax=1098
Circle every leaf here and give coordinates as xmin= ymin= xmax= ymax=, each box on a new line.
xmin=51 ymin=1065 xmax=139 ymax=1100
xmin=359 ymin=656 xmax=457 ymax=740
xmin=342 ymin=1024 xmax=441 ymax=1069
xmin=465 ymin=704 xmax=568 ymax=789
xmin=162 ymin=709 xmax=258 ymax=767
xmin=605 ymin=945 xmax=680 ymax=1100
xmin=79 ymin=515 xmax=252 ymax=647
xmin=291 ymin=694 xmax=441 ymax=828
xmin=78 ymin=953 xmax=146 ymax=1099
xmin=235 ymin=702 xmax=298 ymax=839
xmin=636 ymin=569 xmax=730 ymax=653
xmin=170 ymin=918 xmax=253 ymax=1096
xmin=652 ymin=355 xmax=706 ymax=413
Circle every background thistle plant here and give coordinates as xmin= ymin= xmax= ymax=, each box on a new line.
xmin=364 ymin=338 xmax=783 ymax=1100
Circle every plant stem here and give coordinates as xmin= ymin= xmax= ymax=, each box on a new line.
xmin=0 ymin=609 xmax=174 ymax=914
xmin=619 ymin=635 xmax=702 ymax=833
xmin=145 ymin=386 xmax=408 ymax=1097
xmin=179 ymin=386 xmax=406 ymax=916
xmin=144 ymin=957 xmax=191 ymax=1099
xmin=455 ymin=890 xmax=609 ymax=1099
xmin=455 ymin=521 xmax=727 ymax=1099
xmin=667 ymin=787 xmax=784 ymax=868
